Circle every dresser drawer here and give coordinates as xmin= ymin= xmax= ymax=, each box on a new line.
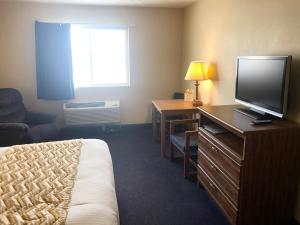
xmin=198 ymin=131 xmax=240 ymax=185
xmin=198 ymin=165 xmax=237 ymax=225
xmin=198 ymin=150 xmax=239 ymax=206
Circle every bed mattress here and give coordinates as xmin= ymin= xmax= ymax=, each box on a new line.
xmin=0 ymin=139 xmax=119 ymax=225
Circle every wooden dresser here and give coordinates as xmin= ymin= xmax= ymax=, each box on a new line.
xmin=197 ymin=105 xmax=300 ymax=225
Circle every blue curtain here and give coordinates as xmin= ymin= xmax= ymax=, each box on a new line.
xmin=35 ymin=21 xmax=74 ymax=100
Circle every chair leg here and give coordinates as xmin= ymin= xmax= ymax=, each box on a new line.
xmin=183 ymin=152 xmax=189 ymax=178
xmin=170 ymin=143 xmax=174 ymax=161
xmin=156 ymin=120 xmax=160 ymax=142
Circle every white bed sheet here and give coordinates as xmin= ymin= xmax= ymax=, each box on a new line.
xmin=0 ymin=139 xmax=120 ymax=225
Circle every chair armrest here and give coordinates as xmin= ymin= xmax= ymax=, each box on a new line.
xmin=170 ymin=119 xmax=199 ymax=134
xmin=185 ymin=130 xmax=198 ymax=138
xmin=0 ymin=123 xmax=29 ymax=131
xmin=26 ymin=112 xmax=56 ymax=125
xmin=0 ymin=123 xmax=29 ymax=146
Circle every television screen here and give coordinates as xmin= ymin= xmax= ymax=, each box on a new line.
xmin=235 ymin=56 xmax=291 ymax=117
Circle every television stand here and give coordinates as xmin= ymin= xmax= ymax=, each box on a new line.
xmin=197 ymin=105 xmax=300 ymax=225
xmin=234 ymin=107 xmax=268 ymax=120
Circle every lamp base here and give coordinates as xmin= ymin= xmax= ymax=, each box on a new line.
xmin=192 ymin=99 xmax=203 ymax=107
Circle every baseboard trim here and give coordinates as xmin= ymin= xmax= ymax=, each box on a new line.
xmin=121 ymin=123 xmax=152 ymax=129
xmin=61 ymin=123 xmax=152 ymax=132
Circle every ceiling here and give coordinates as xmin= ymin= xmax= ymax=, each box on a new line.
xmin=8 ymin=0 xmax=198 ymax=8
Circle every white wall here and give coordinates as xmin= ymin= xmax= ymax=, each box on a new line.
xmin=0 ymin=2 xmax=183 ymax=124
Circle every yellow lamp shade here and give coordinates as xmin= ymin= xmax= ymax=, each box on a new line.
xmin=185 ymin=61 xmax=207 ymax=81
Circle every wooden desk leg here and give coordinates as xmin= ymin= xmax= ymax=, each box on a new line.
xmin=152 ymin=104 xmax=157 ymax=141
xmin=160 ymin=112 xmax=166 ymax=157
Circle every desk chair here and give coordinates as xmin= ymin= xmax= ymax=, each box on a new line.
xmin=170 ymin=119 xmax=199 ymax=178
xmin=154 ymin=92 xmax=185 ymax=142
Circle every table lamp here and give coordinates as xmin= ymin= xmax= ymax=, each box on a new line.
xmin=185 ymin=61 xmax=208 ymax=106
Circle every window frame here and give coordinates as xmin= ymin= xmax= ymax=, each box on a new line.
xmin=71 ymin=24 xmax=131 ymax=88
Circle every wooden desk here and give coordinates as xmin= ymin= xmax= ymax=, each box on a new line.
xmin=152 ymin=100 xmax=198 ymax=157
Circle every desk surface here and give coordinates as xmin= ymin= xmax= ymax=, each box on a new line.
xmin=152 ymin=100 xmax=197 ymax=113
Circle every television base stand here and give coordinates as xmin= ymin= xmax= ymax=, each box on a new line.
xmin=234 ymin=107 xmax=271 ymax=120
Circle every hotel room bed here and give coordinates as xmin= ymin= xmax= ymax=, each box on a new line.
xmin=0 ymin=139 xmax=119 ymax=225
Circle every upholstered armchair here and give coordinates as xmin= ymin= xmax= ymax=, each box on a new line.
xmin=0 ymin=88 xmax=59 ymax=146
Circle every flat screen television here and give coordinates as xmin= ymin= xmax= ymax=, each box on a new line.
xmin=235 ymin=56 xmax=292 ymax=119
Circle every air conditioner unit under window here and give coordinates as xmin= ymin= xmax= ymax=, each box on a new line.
xmin=63 ymin=100 xmax=120 ymax=126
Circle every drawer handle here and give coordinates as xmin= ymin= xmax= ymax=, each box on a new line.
xmin=211 ymin=145 xmax=218 ymax=152
xmin=210 ymin=164 xmax=218 ymax=172
xmin=209 ymin=182 xmax=217 ymax=191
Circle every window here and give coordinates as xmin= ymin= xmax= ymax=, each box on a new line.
xmin=71 ymin=25 xmax=130 ymax=87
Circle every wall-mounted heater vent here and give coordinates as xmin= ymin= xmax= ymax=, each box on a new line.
xmin=63 ymin=100 xmax=120 ymax=126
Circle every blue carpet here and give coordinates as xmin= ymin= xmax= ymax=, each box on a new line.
xmin=62 ymin=125 xmax=230 ymax=225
